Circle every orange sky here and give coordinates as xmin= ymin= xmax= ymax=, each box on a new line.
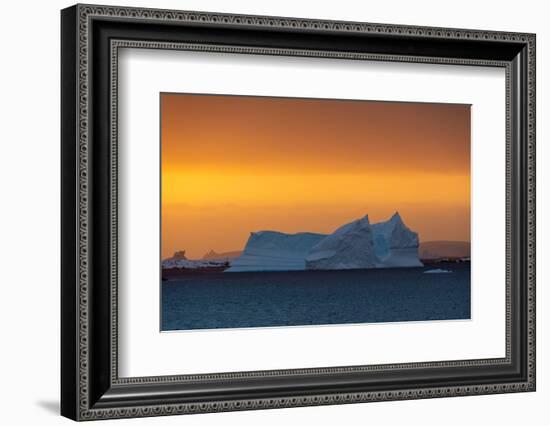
xmin=161 ymin=93 xmax=470 ymax=259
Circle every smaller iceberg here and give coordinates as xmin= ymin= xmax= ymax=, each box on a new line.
xmin=424 ymin=268 xmax=452 ymax=274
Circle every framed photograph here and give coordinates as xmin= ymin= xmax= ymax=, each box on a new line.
xmin=61 ymin=4 xmax=536 ymax=421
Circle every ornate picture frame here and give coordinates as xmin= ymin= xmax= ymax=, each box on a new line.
xmin=61 ymin=4 xmax=535 ymax=421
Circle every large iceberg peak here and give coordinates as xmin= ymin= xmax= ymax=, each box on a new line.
xmin=390 ymin=211 xmax=402 ymax=221
xmin=372 ymin=212 xmax=422 ymax=268
xmin=389 ymin=212 xmax=419 ymax=249
xmin=305 ymin=215 xmax=377 ymax=270
xmin=373 ymin=212 xmax=419 ymax=249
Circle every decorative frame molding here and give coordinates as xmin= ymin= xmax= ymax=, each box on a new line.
xmin=61 ymin=3 xmax=536 ymax=421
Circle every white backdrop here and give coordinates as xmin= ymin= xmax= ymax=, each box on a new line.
xmin=0 ymin=0 xmax=547 ymax=425
xmin=118 ymin=50 xmax=506 ymax=377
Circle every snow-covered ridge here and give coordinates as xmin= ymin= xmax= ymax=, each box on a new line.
xmin=162 ymin=250 xmax=229 ymax=270
xmin=227 ymin=212 xmax=422 ymax=272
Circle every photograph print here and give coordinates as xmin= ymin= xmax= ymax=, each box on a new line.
xmin=160 ymin=93 xmax=471 ymax=331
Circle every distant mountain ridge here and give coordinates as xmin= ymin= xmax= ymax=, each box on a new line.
xmin=418 ymin=240 xmax=470 ymax=260
xmin=202 ymin=249 xmax=243 ymax=260
xmin=199 ymin=241 xmax=471 ymax=262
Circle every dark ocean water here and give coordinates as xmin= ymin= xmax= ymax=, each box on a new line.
xmin=161 ymin=263 xmax=470 ymax=331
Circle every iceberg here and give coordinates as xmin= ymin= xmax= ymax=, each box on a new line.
xmin=225 ymin=231 xmax=326 ymax=272
xmin=226 ymin=212 xmax=423 ymax=272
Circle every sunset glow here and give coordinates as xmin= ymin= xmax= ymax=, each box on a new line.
xmin=161 ymin=94 xmax=470 ymax=259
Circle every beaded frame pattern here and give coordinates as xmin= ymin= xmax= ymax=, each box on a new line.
xmin=74 ymin=4 xmax=535 ymax=420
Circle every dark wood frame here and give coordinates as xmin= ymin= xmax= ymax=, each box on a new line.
xmin=61 ymin=3 xmax=536 ymax=421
